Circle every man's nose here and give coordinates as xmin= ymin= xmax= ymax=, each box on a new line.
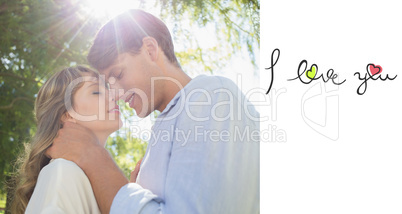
xmin=107 ymin=78 xmax=124 ymax=100
xmin=108 ymin=76 xmax=121 ymax=89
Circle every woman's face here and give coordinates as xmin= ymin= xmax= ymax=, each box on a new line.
xmin=69 ymin=72 xmax=122 ymax=145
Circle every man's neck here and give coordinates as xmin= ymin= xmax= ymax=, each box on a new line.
xmin=157 ymin=65 xmax=192 ymax=112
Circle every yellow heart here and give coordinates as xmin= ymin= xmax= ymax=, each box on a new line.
xmin=306 ymin=65 xmax=317 ymax=79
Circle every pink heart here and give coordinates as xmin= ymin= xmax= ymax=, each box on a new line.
xmin=369 ymin=64 xmax=382 ymax=76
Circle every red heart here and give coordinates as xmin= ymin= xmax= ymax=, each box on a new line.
xmin=369 ymin=64 xmax=382 ymax=76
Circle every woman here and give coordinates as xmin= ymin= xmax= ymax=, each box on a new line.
xmin=11 ymin=65 xmax=122 ymax=214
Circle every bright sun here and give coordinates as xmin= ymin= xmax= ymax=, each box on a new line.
xmin=83 ymin=0 xmax=141 ymax=19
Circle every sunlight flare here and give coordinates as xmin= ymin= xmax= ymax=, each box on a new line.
xmin=83 ymin=0 xmax=141 ymax=19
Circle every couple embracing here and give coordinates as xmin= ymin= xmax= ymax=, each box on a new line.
xmin=11 ymin=9 xmax=259 ymax=214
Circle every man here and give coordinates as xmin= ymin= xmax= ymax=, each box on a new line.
xmin=47 ymin=9 xmax=259 ymax=213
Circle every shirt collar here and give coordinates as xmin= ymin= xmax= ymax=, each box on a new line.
xmin=158 ymin=75 xmax=206 ymax=117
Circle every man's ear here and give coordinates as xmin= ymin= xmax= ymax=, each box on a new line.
xmin=142 ymin=37 xmax=159 ymax=62
xmin=60 ymin=112 xmax=77 ymax=124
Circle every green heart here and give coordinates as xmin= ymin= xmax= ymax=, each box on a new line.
xmin=306 ymin=65 xmax=317 ymax=79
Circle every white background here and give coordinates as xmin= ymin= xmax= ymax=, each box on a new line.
xmin=261 ymin=0 xmax=402 ymax=213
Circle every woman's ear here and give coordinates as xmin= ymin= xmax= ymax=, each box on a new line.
xmin=60 ymin=112 xmax=76 ymax=124
xmin=142 ymin=37 xmax=159 ymax=62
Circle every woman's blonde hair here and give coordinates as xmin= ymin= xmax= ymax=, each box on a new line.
xmin=10 ymin=65 xmax=97 ymax=214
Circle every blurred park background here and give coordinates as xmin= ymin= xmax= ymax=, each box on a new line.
xmin=0 ymin=0 xmax=259 ymax=212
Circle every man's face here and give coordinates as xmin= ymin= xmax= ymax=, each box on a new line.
xmin=100 ymin=51 xmax=164 ymax=118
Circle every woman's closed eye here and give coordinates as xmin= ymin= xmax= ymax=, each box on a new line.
xmin=117 ymin=70 xmax=123 ymax=79
xmin=92 ymin=91 xmax=101 ymax=95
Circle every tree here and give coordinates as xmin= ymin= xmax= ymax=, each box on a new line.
xmin=159 ymin=0 xmax=259 ymax=72
xmin=0 ymin=0 xmax=259 ymax=211
xmin=0 ymin=0 xmax=102 ymax=195
xmin=0 ymin=2 xmax=103 ymax=212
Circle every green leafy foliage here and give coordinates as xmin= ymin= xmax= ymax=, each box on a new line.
xmin=0 ymin=0 xmax=102 ymax=194
xmin=0 ymin=193 xmax=4 ymax=212
xmin=157 ymin=0 xmax=259 ymax=72
xmin=106 ymin=134 xmax=147 ymax=179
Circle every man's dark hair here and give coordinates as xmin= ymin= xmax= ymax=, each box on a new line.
xmin=87 ymin=9 xmax=180 ymax=70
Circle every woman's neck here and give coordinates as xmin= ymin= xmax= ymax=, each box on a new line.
xmin=94 ymin=132 xmax=110 ymax=147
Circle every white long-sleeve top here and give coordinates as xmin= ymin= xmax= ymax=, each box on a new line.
xmin=25 ymin=158 xmax=101 ymax=214
xmin=111 ymin=75 xmax=260 ymax=214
